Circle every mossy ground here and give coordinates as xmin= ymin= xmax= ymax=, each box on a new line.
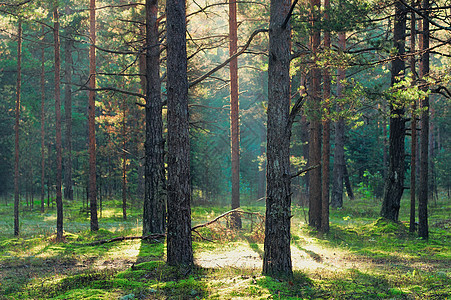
xmin=0 ymin=195 xmax=449 ymax=299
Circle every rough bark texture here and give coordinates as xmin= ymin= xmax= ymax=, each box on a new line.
xmin=409 ymin=4 xmax=416 ymax=232
xmin=331 ymin=32 xmax=346 ymax=209
xmin=381 ymin=1 xmax=407 ymax=221
xmin=89 ymin=0 xmax=98 ymax=231
xmin=143 ymin=0 xmax=166 ymax=235
xmin=229 ymin=0 xmax=241 ymax=229
xmin=262 ymin=0 xmax=292 ymax=277
xmin=308 ymin=0 xmax=322 ymax=230
xmin=54 ymin=9 xmax=64 ymax=240
xmin=40 ymin=26 xmax=46 ymax=213
xmin=321 ymin=0 xmax=330 ymax=233
xmin=166 ymin=0 xmax=193 ymax=266
xmin=14 ymin=20 xmax=21 ymax=236
xmin=64 ymin=19 xmax=73 ymax=201
xmin=418 ymin=0 xmax=429 ymax=239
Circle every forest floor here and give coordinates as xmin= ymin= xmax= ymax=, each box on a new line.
xmin=0 ymin=195 xmax=450 ymax=299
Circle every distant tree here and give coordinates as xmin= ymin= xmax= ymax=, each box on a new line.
xmin=263 ymin=0 xmax=292 ymax=277
xmin=418 ymin=0 xmax=429 ymax=239
xmin=40 ymin=25 xmax=46 ymax=212
xmin=321 ymin=0 xmax=331 ymax=233
xmin=308 ymin=0 xmax=322 ymax=230
xmin=166 ymin=0 xmax=193 ymax=266
xmin=63 ymin=7 xmax=74 ymax=201
xmin=381 ymin=0 xmax=407 ymax=221
xmin=53 ymin=6 xmax=64 ymax=240
xmin=409 ymin=1 xmax=417 ymax=232
xmin=89 ymin=0 xmax=98 ymax=231
xmin=14 ymin=19 xmax=22 ymax=236
xmin=229 ymin=0 xmax=241 ymax=229
xmin=331 ymin=32 xmax=346 ymax=209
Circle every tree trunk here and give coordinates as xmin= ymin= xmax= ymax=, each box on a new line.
xmin=14 ymin=20 xmax=22 ymax=236
xmin=143 ymin=0 xmax=166 ymax=235
xmin=321 ymin=0 xmax=331 ymax=233
xmin=40 ymin=26 xmax=46 ymax=213
xmin=166 ymin=0 xmax=193 ymax=267
xmin=229 ymin=0 xmax=241 ymax=229
xmin=63 ymin=12 xmax=74 ymax=201
xmin=53 ymin=8 xmax=64 ymax=241
xmin=418 ymin=0 xmax=429 ymax=239
xmin=308 ymin=0 xmax=322 ymax=230
xmin=343 ymin=163 xmax=354 ymax=200
xmin=381 ymin=1 xmax=406 ymax=221
xmin=409 ymin=2 xmax=416 ymax=232
xmin=257 ymin=124 xmax=266 ymax=200
xmin=89 ymin=0 xmax=98 ymax=231
xmin=262 ymin=0 xmax=292 ymax=277
xmin=331 ymin=32 xmax=346 ymax=209
xmin=122 ymin=99 xmax=127 ymax=220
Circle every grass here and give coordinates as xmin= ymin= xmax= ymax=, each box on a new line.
xmin=0 ymin=194 xmax=450 ymax=299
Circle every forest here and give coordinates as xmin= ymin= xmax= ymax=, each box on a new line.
xmin=0 ymin=0 xmax=450 ymax=299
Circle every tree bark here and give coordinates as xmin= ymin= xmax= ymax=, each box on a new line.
xmin=143 ymin=0 xmax=166 ymax=235
xmin=321 ymin=0 xmax=331 ymax=233
xmin=262 ymin=0 xmax=292 ymax=277
xmin=166 ymin=0 xmax=193 ymax=267
xmin=308 ymin=0 xmax=322 ymax=230
xmin=381 ymin=0 xmax=407 ymax=221
xmin=229 ymin=0 xmax=241 ymax=229
xmin=14 ymin=20 xmax=22 ymax=236
xmin=53 ymin=8 xmax=64 ymax=240
xmin=409 ymin=2 xmax=416 ymax=232
xmin=418 ymin=0 xmax=429 ymax=239
xmin=331 ymin=32 xmax=346 ymax=209
xmin=40 ymin=25 xmax=46 ymax=213
xmin=89 ymin=0 xmax=98 ymax=231
xmin=64 ymin=14 xmax=74 ymax=201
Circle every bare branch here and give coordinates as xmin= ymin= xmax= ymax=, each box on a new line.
xmin=291 ymin=164 xmax=320 ymax=178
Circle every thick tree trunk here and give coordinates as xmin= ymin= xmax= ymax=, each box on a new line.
xmin=89 ymin=0 xmax=98 ymax=231
xmin=418 ymin=0 xmax=429 ymax=239
xmin=262 ymin=0 xmax=292 ymax=277
xmin=143 ymin=0 xmax=166 ymax=235
xmin=381 ymin=1 xmax=407 ymax=221
xmin=331 ymin=32 xmax=346 ymax=209
xmin=40 ymin=26 xmax=46 ymax=213
xmin=14 ymin=20 xmax=22 ymax=236
xmin=229 ymin=0 xmax=241 ymax=229
xmin=53 ymin=8 xmax=64 ymax=240
xmin=64 ymin=18 xmax=74 ymax=201
xmin=166 ymin=0 xmax=193 ymax=266
xmin=308 ymin=0 xmax=322 ymax=230
xmin=409 ymin=3 xmax=416 ymax=232
xmin=321 ymin=0 xmax=331 ymax=233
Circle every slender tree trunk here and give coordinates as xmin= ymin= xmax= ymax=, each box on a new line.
xmin=64 ymin=13 xmax=73 ymax=201
xmin=321 ymin=0 xmax=331 ymax=233
xmin=257 ymin=124 xmax=266 ymax=200
xmin=122 ymin=99 xmax=127 ymax=220
xmin=262 ymin=0 xmax=292 ymax=277
xmin=229 ymin=0 xmax=241 ymax=229
xmin=381 ymin=0 xmax=407 ymax=221
xmin=308 ymin=0 xmax=322 ymax=230
xmin=166 ymin=0 xmax=193 ymax=267
xmin=14 ymin=20 xmax=22 ymax=236
xmin=143 ymin=0 xmax=166 ymax=235
xmin=343 ymin=163 xmax=354 ymax=200
xmin=53 ymin=8 xmax=64 ymax=241
xmin=40 ymin=26 xmax=46 ymax=213
xmin=409 ymin=3 xmax=417 ymax=232
xmin=418 ymin=0 xmax=429 ymax=239
xmin=89 ymin=0 xmax=98 ymax=231
xmin=331 ymin=33 xmax=346 ymax=209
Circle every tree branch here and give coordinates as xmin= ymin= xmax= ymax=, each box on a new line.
xmin=189 ymin=28 xmax=268 ymax=88
xmin=291 ymin=164 xmax=320 ymax=178
xmin=282 ymin=0 xmax=299 ymax=29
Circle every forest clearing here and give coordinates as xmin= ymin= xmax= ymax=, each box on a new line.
xmin=0 ymin=196 xmax=449 ymax=299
